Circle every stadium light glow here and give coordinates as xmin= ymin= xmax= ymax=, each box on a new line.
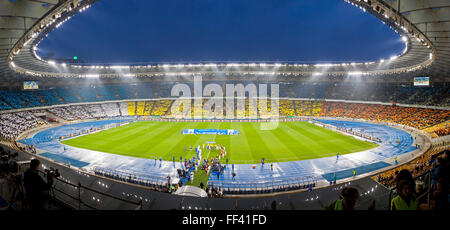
xmin=6 ymin=0 xmax=437 ymax=79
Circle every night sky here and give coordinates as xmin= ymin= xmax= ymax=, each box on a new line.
xmin=37 ymin=0 xmax=405 ymax=64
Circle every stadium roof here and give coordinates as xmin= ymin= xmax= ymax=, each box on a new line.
xmin=0 ymin=0 xmax=449 ymax=80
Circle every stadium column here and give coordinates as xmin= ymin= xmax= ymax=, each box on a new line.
xmin=194 ymin=76 xmax=203 ymax=118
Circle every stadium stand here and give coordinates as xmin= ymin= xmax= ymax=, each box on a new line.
xmin=119 ymin=102 xmax=129 ymax=116
xmin=77 ymin=86 xmax=99 ymax=102
xmin=279 ymin=100 xmax=295 ymax=116
xmin=0 ymin=112 xmax=48 ymax=141
xmin=0 ymin=90 xmax=25 ymax=109
xmin=373 ymin=146 xmax=449 ymax=189
xmin=70 ymin=105 xmax=94 ymax=120
xmin=86 ymin=104 xmax=107 ymax=118
xmin=294 ymin=100 xmax=313 ymax=116
xmin=424 ymin=121 xmax=450 ymax=138
xmin=0 ymin=82 xmax=448 ymax=112
xmin=55 ymin=87 xmax=80 ymax=104
xmin=151 ymin=100 xmax=172 ymax=116
xmin=168 ymin=99 xmax=191 ymax=117
xmin=136 ymin=101 xmax=145 ymax=116
xmin=143 ymin=101 xmax=153 ymax=116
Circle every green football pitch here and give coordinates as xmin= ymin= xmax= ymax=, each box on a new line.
xmin=61 ymin=121 xmax=378 ymax=164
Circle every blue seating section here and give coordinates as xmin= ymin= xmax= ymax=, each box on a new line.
xmin=0 ymin=90 xmax=26 ymax=109
xmin=76 ymin=87 xmax=99 ymax=102
xmin=95 ymin=85 xmax=118 ymax=101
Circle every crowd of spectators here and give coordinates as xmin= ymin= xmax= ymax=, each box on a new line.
xmin=0 ymin=99 xmax=447 ymax=147
xmin=206 ymin=186 xmax=223 ymax=198
xmin=151 ymin=100 xmax=172 ymax=116
xmin=424 ymin=121 xmax=450 ymax=138
xmin=279 ymin=99 xmax=295 ymax=116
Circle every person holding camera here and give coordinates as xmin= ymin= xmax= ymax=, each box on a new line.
xmin=23 ymin=159 xmax=55 ymax=210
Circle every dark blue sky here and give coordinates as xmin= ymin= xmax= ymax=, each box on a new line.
xmin=37 ymin=0 xmax=405 ymax=64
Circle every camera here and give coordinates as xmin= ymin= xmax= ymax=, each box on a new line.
xmin=45 ymin=167 xmax=61 ymax=180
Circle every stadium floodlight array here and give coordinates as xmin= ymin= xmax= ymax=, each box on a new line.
xmin=7 ymin=0 xmax=436 ymax=78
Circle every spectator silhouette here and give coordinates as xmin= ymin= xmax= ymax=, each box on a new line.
xmin=391 ymin=169 xmax=418 ymax=210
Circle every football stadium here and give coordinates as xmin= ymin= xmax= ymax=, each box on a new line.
xmin=0 ymin=0 xmax=449 ymax=213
